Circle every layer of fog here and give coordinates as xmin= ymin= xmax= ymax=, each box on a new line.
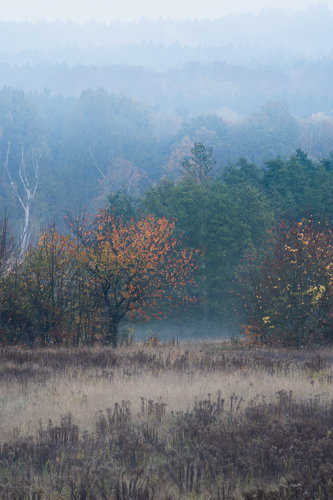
xmin=0 ymin=6 xmax=332 ymax=54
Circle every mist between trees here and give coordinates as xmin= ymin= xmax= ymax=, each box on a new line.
xmin=1 ymin=81 xmax=333 ymax=344
xmin=2 ymin=127 xmax=333 ymax=346
xmin=2 ymin=87 xmax=333 ymax=232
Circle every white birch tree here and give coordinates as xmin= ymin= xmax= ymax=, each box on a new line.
xmin=4 ymin=142 xmax=41 ymax=256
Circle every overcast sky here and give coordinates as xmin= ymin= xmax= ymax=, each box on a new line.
xmin=0 ymin=0 xmax=332 ymax=23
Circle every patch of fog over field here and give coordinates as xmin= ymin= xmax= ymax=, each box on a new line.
xmin=131 ymin=321 xmax=234 ymax=342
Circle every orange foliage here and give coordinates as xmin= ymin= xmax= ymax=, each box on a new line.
xmin=67 ymin=210 xmax=200 ymax=330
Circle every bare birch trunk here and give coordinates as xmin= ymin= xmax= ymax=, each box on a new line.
xmin=4 ymin=142 xmax=41 ymax=257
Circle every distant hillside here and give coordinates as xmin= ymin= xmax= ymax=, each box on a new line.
xmin=0 ymin=5 xmax=332 ymax=56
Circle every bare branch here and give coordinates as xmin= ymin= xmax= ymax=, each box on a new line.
xmin=19 ymin=145 xmax=30 ymax=193
xmin=4 ymin=142 xmax=25 ymax=211
xmin=89 ymin=148 xmax=110 ymax=196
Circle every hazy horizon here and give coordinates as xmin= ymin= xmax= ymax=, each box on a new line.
xmin=0 ymin=1 xmax=332 ymax=23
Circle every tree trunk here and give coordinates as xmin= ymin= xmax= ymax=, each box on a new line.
xmin=102 ymin=292 xmax=119 ymax=347
xmin=103 ymin=306 xmax=119 ymax=347
xmin=106 ymin=320 xmax=119 ymax=347
xmin=4 ymin=143 xmax=41 ymax=257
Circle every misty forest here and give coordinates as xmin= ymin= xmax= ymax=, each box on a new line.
xmin=1 ymin=6 xmax=333 ymax=499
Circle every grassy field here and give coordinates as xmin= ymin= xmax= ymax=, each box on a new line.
xmin=0 ymin=341 xmax=332 ymax=499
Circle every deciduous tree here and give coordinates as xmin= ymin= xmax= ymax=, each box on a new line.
xmin=67 ymin=210 xmax=199 ymax=346
xmin=238 ymin=218 xmax=333 ymax=346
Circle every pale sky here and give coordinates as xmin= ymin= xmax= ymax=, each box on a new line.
xmin=0 ymin=0 xmax=332 ymax=23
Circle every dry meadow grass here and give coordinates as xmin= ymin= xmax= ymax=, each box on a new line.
xmin=1 ymin=343 xmax=332 ymax=441
xmin=0 ymin=341 xmax=332 ymax=498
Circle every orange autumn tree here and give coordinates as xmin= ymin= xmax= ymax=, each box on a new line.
xmin=67 ymin=209 xmax=199 ymax=346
